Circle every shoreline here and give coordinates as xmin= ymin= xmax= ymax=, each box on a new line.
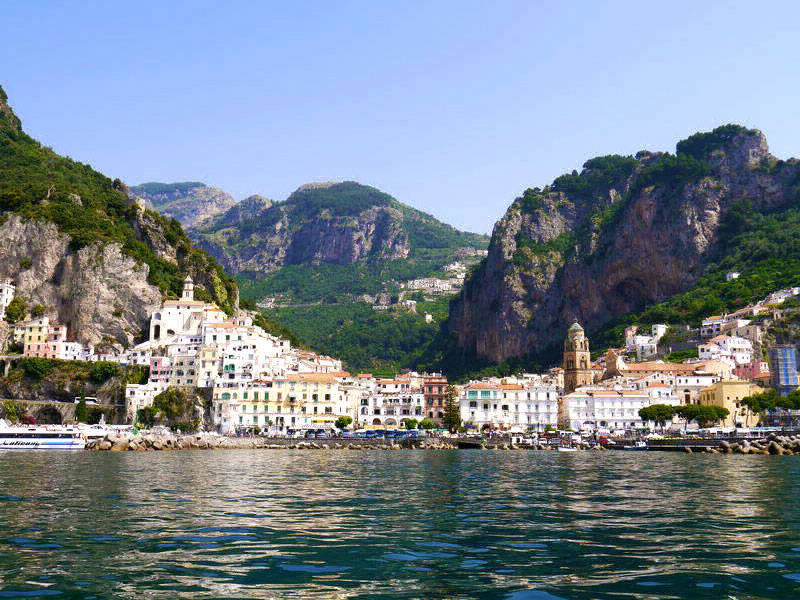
xmin=84 ymin=432 xmax=800 ymax=453
xmin=85 ymin=433 xmax=565 ymax=452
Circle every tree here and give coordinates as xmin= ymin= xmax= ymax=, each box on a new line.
xmin=442 ymin=384 xmax=461 ymax=433
xmin=75 ymin=393 xmax=88 ymax=423
xmin=676 ymin=404 xmax=730 ymax=428
xmin=3 ymin=297 xmax=26 ymax=324
xmin=90 ymin=361 xmax=121 ymax=384
xmin=418 ymin=418 xmax=435 ymax=430
xmin=404 ymin=418 xmax=418 ymax=430
xmin=335 ymin=415 xmax=353 ymax=430
xmin=638 ymin=404 xmax=676 ymax=429
xmin=30 ymin=304 xmax=45 ymax=319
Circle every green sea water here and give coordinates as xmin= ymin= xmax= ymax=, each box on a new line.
xmin=1 ymin=450 xmax=799 ymax=599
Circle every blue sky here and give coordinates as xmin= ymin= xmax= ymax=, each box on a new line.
xmin=3 ymin=0 xmax=799 ymax=233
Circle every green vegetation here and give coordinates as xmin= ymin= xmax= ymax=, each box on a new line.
xmin=1 ymin=399 xmax=25 ymax=423
xmin=335 ymin=415 xmax=352 ymax=430
xmin=404 ymin=418 xmax=418 ymax=430
xmin=90 ymin=361 xmax=121 ymax=384
xmin=638 ymin=404 xmax=676 ymax=428
xmin=515 ymin=232 xmax=576 ymax=264
xmin=137 ymin=387 xmax=199 ymax=431
xmin=263 ymin=303 xmax=439 ymax=375
xmin=130 ymin=181 xmax=205 ymax=199
xmin=0 ymin=88 xmax=237 ymax=314
xmin=665 ymin=348 xmax=698 ymax=363
xmin=741 ymin=388 xmax=800 ymax=413
xmin=3 ymin=296 xmax=26 ymax=323
xmin=552 ymin=155 xmax=638 ymax=198
xmin=675 ymin=404 xmax=730 ymax=428
xmin=676 ymin=124 xmax=757 ymax=160
xmin=75 ymin=394 xmax=88 ymax=423
xmin=442 ymin=385 xmax=461 ymax=432
xmin=418 ymin=418 xmax=435 ymax=430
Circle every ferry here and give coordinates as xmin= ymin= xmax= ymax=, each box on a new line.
xmin=0 ymin=422 xmax=86 ymax=450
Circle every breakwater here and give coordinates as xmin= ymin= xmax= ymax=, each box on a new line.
xmin=86 ymin=432 xmax=461 ymax=451
xmin=651 ymin=433 xmax=800 ymax=455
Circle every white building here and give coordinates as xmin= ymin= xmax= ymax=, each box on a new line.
xmin=460 ymin=382 xmax=559 ymax=431
xmin=0 ymin=280 xmax=14 ymax=321
xmin=698 ymin=335 xmax=753 ymax=366
xmin=624 ymin=324 xmax=668 ymax=360
xmin=559 ymin=387 xmax=650 ymax=432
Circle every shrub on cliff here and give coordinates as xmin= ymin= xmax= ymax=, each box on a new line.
xmin=18 ymin=357 xmax=56 ymax=380
xmin=3 ymin=297 xmax=26 ymax=323
xmin=1 ymin=399 xmax=25 ymax=423
xmin=89 ymin=361 xmax=121 ymax=384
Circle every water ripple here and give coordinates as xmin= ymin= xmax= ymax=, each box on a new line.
xmin=0 ymin=451 xmax=799 ymax=598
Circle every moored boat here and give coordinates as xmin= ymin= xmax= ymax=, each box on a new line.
xmin=623 ymin=441 xmax=648 ymax=451
xmin=0 ymin=421 xmax=86 ymax=450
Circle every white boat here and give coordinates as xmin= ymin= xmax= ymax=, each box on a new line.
xmin=0 ymin=422 xmax=86 ymax=450
xmin=557 ymin=445 xmax=578 ymax=452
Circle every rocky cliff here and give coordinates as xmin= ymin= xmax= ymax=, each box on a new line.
xmin=449 ymin=125 xmax=800 ymax=363
xmin=130 ymin=182 xmax=237 ymax=228
xmin=192 ymin=181 xmax=488 ymax=275
xmin=0 ymin=85 xmax=238 ymax=348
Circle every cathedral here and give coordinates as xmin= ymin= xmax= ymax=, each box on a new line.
xmin=563 ymin=321 xmax=594 ymax=393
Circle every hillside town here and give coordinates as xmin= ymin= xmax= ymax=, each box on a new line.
xmin=2 ymin=275 xmax=800 ymax=436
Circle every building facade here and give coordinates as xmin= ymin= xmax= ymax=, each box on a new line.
xmin=769 ymin=345 xmax=799 ymax=396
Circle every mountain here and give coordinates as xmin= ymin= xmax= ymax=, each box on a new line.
xmin=192 ymin=181 xmax=488 ymax=276
xmin=444 ymin=125 xmax=800 ymax=370
xmin=0 ymin=85 xmax=238 ymax=348
xmin=130 ymin=182 xmax=237 ymax=228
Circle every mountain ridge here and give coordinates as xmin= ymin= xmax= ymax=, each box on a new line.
xmin=440 ymin=124 xmax=800 ymax=373
xmin=0 ymin=85 xmax=238 ymax=349
xmin=189 ymin=180 xmax=489 ymax=276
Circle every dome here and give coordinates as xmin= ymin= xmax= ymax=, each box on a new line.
xmin=568 ymin=321 xmax=583 ymax=332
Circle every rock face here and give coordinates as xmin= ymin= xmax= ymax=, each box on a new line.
xmin=449 ymin=125 xmax=800 ymax=363
xmin=0 ymin=215 xmax=161 ymax=346
xmin=130 ymin=182 xmax=237 ymax=228
xmin=192 ymin=181 xmax=486 ymax=275
xmin=0 ymin=86 xmax=239 ymax=347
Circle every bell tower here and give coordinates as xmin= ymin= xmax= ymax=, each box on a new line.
xmin=563 ymin=321 xmax=592 ymax=393
xmin=182 ymin=275 xmax=194 ymax=301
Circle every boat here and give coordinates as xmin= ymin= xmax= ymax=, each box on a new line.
xmin=0 ymin=421 xmax=86 ymax=450
xmin=623 ymin=441 xmax=648 ymax=451
xmin=557 ymin=445 xmax=579 ymax=452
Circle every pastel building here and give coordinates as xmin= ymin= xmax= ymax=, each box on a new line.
xmin=698 ymin=380 xmax=762 ymax=428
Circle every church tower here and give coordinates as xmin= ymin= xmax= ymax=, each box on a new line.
xmin=563 ymin=321 xmax=593 ymax=393
xmin=182 ymin=275 xmax=194 ymax=301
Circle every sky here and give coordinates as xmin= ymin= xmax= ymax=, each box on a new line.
xmin=2 ymin=0 xmax=800 ymax=234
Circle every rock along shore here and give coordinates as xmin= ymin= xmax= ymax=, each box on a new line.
xmin=86 ymin=433 xmax=464 ymax=452
xmin=85 ymin=433 xmax=579 ymax=452
xmin=682 ymin=433 xmax=800 ymax=455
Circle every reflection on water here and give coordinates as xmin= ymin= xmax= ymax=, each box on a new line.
xmin=1 ymin=450 xmax=800 ymax=599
